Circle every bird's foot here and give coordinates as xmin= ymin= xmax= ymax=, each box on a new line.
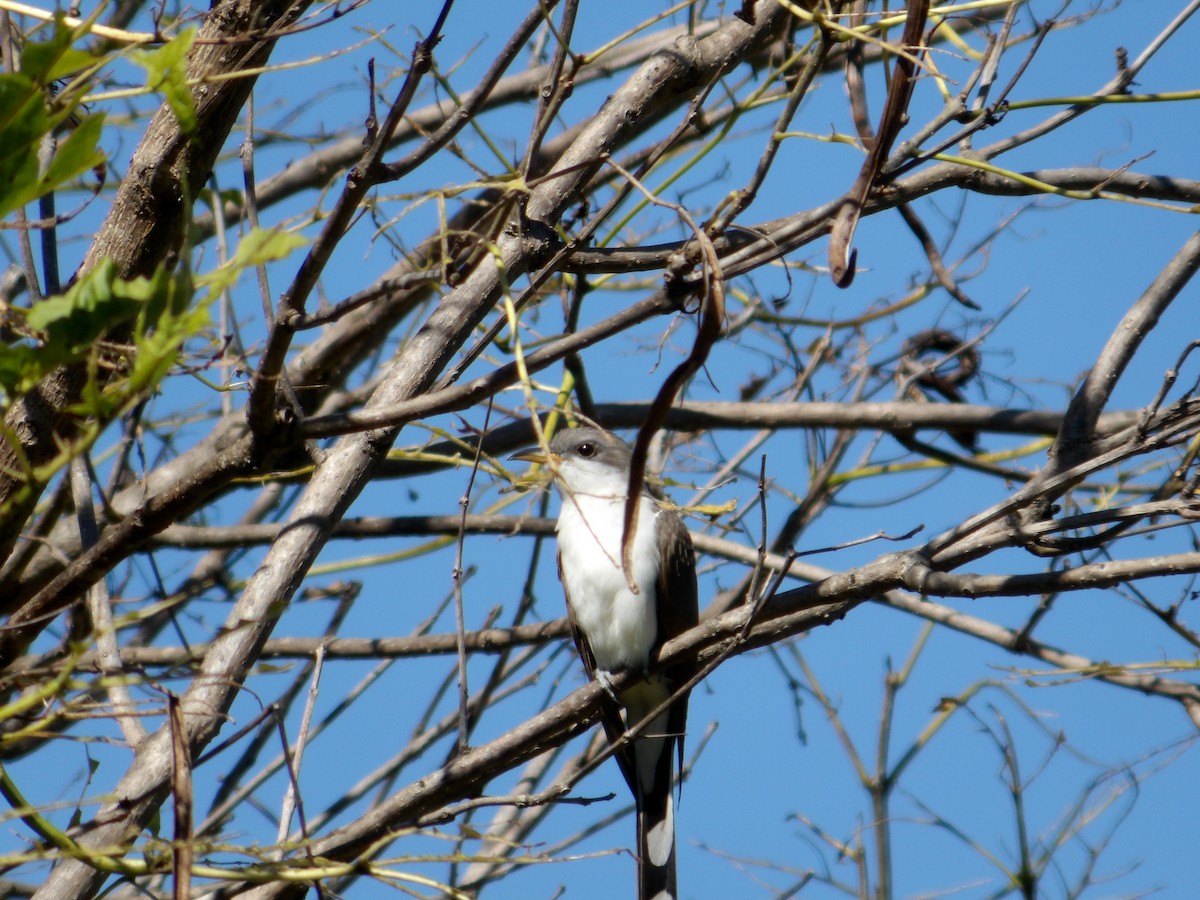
xmin=595 ymin=671 xmax=621 ymax=705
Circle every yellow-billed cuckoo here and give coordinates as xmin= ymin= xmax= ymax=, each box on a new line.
xmin=512 ymin=426 xmax=698 ymax=900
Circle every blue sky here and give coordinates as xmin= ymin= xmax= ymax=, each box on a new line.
xmin=6 ymin=1 xmax=1200 ymax=897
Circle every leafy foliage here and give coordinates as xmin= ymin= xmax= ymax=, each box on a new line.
xmin=0 ymin=17 xmax=104 ymax=220
xmin=128 ymin=27 xmax=198 ymax=134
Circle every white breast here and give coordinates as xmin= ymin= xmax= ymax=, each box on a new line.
xmin=555 ymin=465 xmax=662 ymax=676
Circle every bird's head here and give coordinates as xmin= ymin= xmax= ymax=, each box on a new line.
xmin=510 ymin=426 xmax=635 ymax=495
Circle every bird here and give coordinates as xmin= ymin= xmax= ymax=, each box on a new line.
xmin=511 ymin=426 xmax=698 ymax=900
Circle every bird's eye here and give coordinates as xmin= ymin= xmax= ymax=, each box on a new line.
xmin=577 ymin=442 xmax=596 ymax=458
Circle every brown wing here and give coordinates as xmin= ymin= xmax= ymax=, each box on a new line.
xmin=653 ymin=506 xmax=699 ymax=775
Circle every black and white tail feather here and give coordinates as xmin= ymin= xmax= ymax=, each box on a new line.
xmin=615 ymin=676 xmax=685 ymax=900
xmin=582 ymin=633 xmax=688 ymax=900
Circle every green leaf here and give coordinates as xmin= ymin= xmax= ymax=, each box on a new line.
xmin=129 ymin=305 xmax=209 ymax=398
xmin=20 ymin=16 xmax=93 ymax=85
xmin=133 ymin=260 xmax=186 ymax=328
xmin=28 ymin=259 xmax=133 ymax=348
xmin=129 ymin=27 xmax=198 ymax=134
xmin=0 ymin=346 xmax=45 ymax=400
xmin=0 ymin=74 xmax=48 ymax=218
xmin=197 ymin=228 xmax=309 ymax=300
xmin=39 ymin=112 xmax=105 ymax=193
xmin=2 ymin=259 xmax=193 ymax=403
xmin=0 ymin=42 xmax=105 ymax=219
xmin=41 ymin=46 xmax=96 ymax=86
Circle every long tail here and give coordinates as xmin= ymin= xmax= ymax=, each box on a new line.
xmin=608 ymin=678 xmax=687 ymax=900
xmin=636 ymin=759 xmax=677 ymax=900
xmin=625 ymin=680 xmax=679 ymax=900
